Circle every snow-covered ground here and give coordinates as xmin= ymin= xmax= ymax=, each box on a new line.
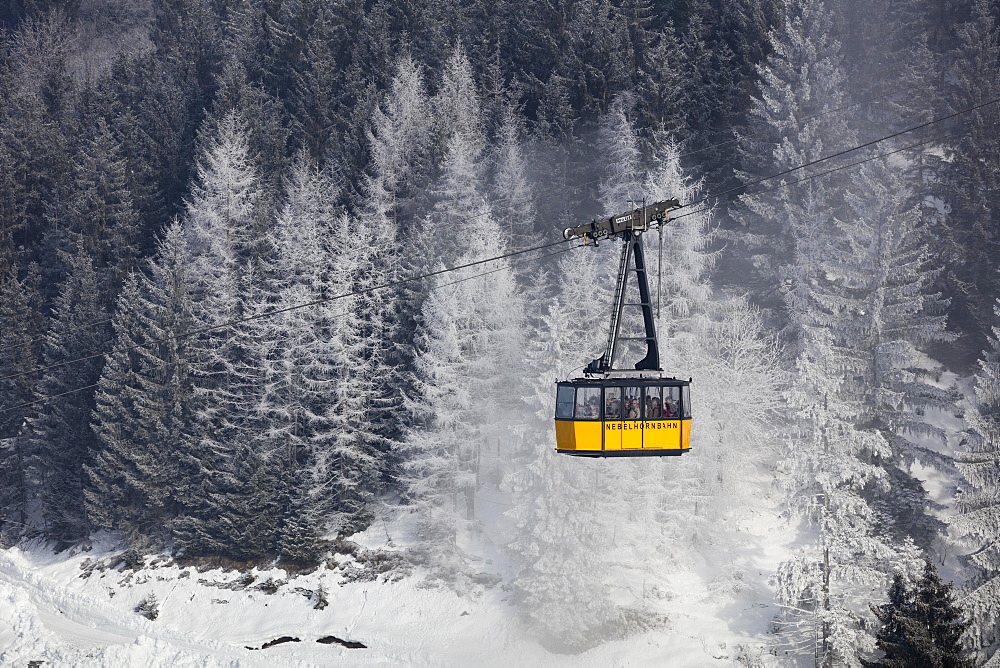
xmin=1 ymin=365 xmax=970 ymax=667
xmin=1 ymin=507 xmax=793 ymax=668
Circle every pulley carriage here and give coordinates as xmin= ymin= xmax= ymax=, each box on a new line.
xmin=554 ymin=199 xmax=693 ymax=457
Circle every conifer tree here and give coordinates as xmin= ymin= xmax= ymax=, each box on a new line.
xmin=86 ymin=273 xmax=170 ymax=547
xmin=405 ymin=208 xmax=524 ymax=579
xmin=955 ymin=301 xmax=1000 ymax=663
xmin=432 ymin=45 xmax=484 ymax=162
xmin=61 ymin=117 xmax=140 ymax=298
xmin=289 ymin=2 xmax=344 ymax=163
xmin=171 ymin=112 xmax=273 ymax=559
xmin=643 ymin=131 xmax=715 ymax=343
xmin=825 ymin=161 xmax=954 ymax=550
xmin=32 ymin=242 xmax=110 ymax=547
xmin=86 ymin=222 xmax=202 ymax=552
xmin=597 ymin=93 xmax=643 ymax=217
xmin=0 ymin=264 xmax=39 ymax=543
xmin=506 ymin=246 xmax=620 ymax=648
xmin=365 ymin=54 xmax=433 ymax=230
xmin=729 ymin=0 xmax=854 ymax=329
xmin=253 ymin=156 xmax=338 ymax=559
xmin=321 ymin=208 xmax=394 ymax=535
xmin=491 ymin=104 xmax=536 ymax=246
xmin=867 ymin=574 xmax=919 ymax=667
xmin=939 ymin=0 xmax=1000 ymax=368
xmin=774 ymin=327 xmax=920 ymax=666
xmin=866 ymin=561 xmax=971 ymax=668
xmin=359 ymin=54 xmax=434 ymax=496
xmin=210 ymin=61 xmax=289 ymax=215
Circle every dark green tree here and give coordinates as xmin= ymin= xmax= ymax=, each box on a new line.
xmin=31 ymin=242 xmax=110 ymax=548
xmin=867 ymin=561 xmax=971 ymax=667
xmin=867 ymin=574 xmax=921 ymax=667
xmin=60 ymin=117 xmax=141 ymax=298
xmin=85 ymin=273 xmax=176 ymax=549
xmin=0 ymin=263 xmax=41 ymax=544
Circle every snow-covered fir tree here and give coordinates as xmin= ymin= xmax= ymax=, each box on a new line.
xmin=432 ymin=45 xmax=485 ymax=165
xmin=404 ymin=207 xmax=524 ymax=581
xmin=597 ymin=92 xmax=644 ymax=217
xmin=139 ymin=222 xmax=202 ymax=550
xmin=171 ymin=112 xmax=275 ymax=558
xmin=730 ymin=0 xmax=854 ymax=331
xmin=61 ymin=117 xmax=140 ymax=297
xmin=506 ymin=288 xmax=620 ymax=651
xmin=86 ymin=273 xmax=172 ymax=549
xmin=775 ymin=327 xmax=921 ymax=666
xmin=319 ymin=196 xmax=391 ymax=536
xmin=0 ymin=264 xmax=39 ymax=544
xmin=32 ymin=242 xmax=110 ymax=547
xmin=824 ymin=160 xmax=954 ymax=550
xmin=365 ymin=54 xmax=433 ymax=230
xmin=252 ymin=155 xmax=340 ymax=561
xmin=491 ymin=104 xmax=536 ymax=249
xmin=939 ymin=0 xmax=1000 ymax=366
xmin=955 ymin=301 xmax=1000 ymax=663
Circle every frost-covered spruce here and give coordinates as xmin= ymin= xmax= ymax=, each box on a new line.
xmin=250 ymin=155 xmax=339 ymax=556
xmin=824 ymin=160 xmax=954 ymax=550
xmin=0 ymin=265 xmax=38 ymax=542
xmin=939 ymin=0 xmax=1000 ymax=365
xmin=955 ymin=302 xmax=1000 ymax=663
xmin=597 ymin=92 xmax=643 ymax=218
xmin=404 ymin=193 xmax=524 ymax=579
xmin=491 ymin=104 xmax=536 ymax=251
xmin=32 ymin=242 xmax=110 ymax=547
xmin=171 ymin=111 xmax=278 ymax=560
xmin=86 ymin=273 xmax=170 ymax=546
xmin=774 ymin=327 xmax=920 ymax=666
xmin=730 ymin=0 xmax=855 ymax=332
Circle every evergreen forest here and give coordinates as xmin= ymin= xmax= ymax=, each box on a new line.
xmin=1 ymin=0 xmax=999 ymax=662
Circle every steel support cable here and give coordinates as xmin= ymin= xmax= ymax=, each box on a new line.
xmin=0 ymin=95 xmax=965 ymax=359
xmin=5 ymin=97 xmax=995 ymax=378
xmin=0 ymin=186 xmax=590 ymax=358
xmin=677 ymin=83 xmax=925 ymax=160
xmin=547 ymin=130 xmax=957 ymax=355
xmin=673 ymin=96 xmax=1000 ymax=215
xmin=0 ymin=122 xmax=973 ymax=413
xmin=669 ymin=131 xmax=952 ymax=223
xmin=0 ymin=244 xmax=578 ymax=414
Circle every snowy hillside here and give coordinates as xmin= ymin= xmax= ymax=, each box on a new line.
xmin=2 ymin=0 xmax=999 ymax=664
xmin=3 ymin=505 xmax=792 ymax=668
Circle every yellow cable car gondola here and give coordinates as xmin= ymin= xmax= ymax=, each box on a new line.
xmin=554 ymin=199 xmax=693 ymax=457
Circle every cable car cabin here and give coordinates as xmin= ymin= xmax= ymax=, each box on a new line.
xmin=554 ymin=199 xmax=693 ymax=458
xmin=554 ymin=378 xmax=691 ymax=457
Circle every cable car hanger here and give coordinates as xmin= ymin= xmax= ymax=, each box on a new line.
xmin=554 ymin=199 xmax=693 ymax=458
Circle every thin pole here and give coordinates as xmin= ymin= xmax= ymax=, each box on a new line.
xmin=657 ymin=220 xmax=663 ymax=319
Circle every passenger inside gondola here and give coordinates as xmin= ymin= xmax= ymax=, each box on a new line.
xmin=575 ymin=387 xmax=602 ymax=419
xmin=625 ymin=399 xmax=639 ymax=419
xmin=649 ymin=396 xmax=662 ymax=418
xmin=606 ymin=398 xmax=620 ymax=418
xmin=663 ymin=398 xmax=678 ymax=418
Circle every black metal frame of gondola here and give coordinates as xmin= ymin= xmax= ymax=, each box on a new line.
xmin=562 ymin=198 xmax=681 ymax=379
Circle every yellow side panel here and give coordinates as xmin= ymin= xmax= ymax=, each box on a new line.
xmin=621 ymin=421 xmax=643 ymax=449
xmin=640 ymin=421 xmax=682 ymax=449
xmin=681 ymin=420 xmax=692 ymax=450
xmin=573 ymin=421 xmax=604 ymax=451
xmin=602 ymin=421 xmax=621 ymax=450
xmin=555 ymin=420 xmax=576 ymax=449
xmin=555 ymin=420 xmax=603 ymax=451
